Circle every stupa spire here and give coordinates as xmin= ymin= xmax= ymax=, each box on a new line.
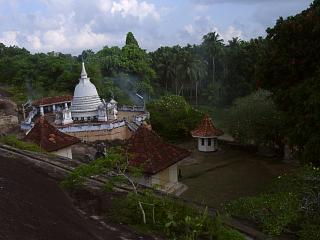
xmin=81 ymin=62 xmax=88 ymax=78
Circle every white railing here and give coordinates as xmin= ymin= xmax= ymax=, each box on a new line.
xmin=57 ymin=120 xmax=126 ymax=133
xmin=118 ymin=105 xmax=145 ymax=112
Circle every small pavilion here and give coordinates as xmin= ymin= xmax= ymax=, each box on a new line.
xmin=128 ymin=125 xmax=190 ymax=193
xmin=191 ymin=115 xmax=223 ymax=152
xmin=24 ymin=117 xmax=80 ymax=159
xmin=32 ymin=95 xmax=73 ymax=116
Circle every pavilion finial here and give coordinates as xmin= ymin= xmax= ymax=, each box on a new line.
xmin=81 ymin=62 xmax=88 ymax=78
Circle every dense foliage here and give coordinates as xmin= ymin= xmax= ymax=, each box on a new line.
xmin=147 ymin=95 xmax=203 ymax=141
xmin=225 ymin=165 xmax=320 ymax=239
xmin=150 ymin=36 xmax=265 ymax=106
xmin=224 ymin=89 xmax=283 ymax=149
xmin=260 ymin=0 xmax=320 ymax=164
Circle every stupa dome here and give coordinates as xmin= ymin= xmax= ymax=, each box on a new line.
xmin=71 ymin=62 xmax=103 ymax=119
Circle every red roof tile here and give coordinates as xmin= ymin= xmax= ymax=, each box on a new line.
xmin=32 ymin=95 xmax=72 ymax=106
xmin=24 ymin=117 xmax=80 ymax=152
xmin=191 ymin=115 xmax=223 ymax=137
xmin=128 ymin=126 xmax=190 ymax=175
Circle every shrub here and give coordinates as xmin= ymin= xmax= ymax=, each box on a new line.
xmin=111 ymin=191 xmax=245 ymax=240
xmin=0 ymin=135 xmax=42 ymax=152
xmin=225 ymin=89 xmax=283 ymax=148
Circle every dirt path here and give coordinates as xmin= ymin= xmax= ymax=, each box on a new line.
xmin=0 ymin=155 xmax=155 ymax=240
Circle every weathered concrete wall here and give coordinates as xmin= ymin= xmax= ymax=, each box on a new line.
xmin=0 ymin=115 xmax=18 ymax=125
xmin=66 ymin=125 xmax=132 ymax=142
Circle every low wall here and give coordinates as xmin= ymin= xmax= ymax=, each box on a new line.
xmin=66 ymin=125 xmax=132 ymax=142
xmin=0 ymin=115 xmax=18 ymax=125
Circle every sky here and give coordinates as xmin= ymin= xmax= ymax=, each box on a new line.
xmin=0 ymin=0 xmax=313 ymax=55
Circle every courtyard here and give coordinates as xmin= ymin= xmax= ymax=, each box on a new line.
xmin=178 ymin=141 xmax=294 ymax=209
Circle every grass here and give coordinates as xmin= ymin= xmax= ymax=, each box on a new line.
xmin=179 ymin=144 xmax=289 ymax=209
xmin=0 ymin=135 xmax=43 ymax=153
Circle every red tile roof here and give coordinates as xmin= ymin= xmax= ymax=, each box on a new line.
xmin=32 ymin=95 xmax=73 ymax=106
xmin=128 ymin=126 xmax=190 ymax=175
xmin=191 ymin=115 xmax=224 ymax=138
xmin=24 ymin=117 xmax=80 ymax=152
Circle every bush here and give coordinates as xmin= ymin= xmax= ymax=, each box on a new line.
xmin=225 ymin=165 xmax=320 ymax=238
xmin=147 ymin=95 xmax=203 ymax=141
xmin=111 ymin=191 xmax=245 ymax=240
xmin=0 ymin=135 xmax=42 ymax=152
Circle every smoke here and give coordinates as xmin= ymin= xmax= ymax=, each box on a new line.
xmin=107 ymin=73 xmax=148 ymax=105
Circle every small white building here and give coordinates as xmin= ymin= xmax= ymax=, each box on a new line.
xmin=24 ymin=117 xmax=80 ymax=159
xmin=128 ymin=125 xmax=190 ymax=193
xmin=191 ymin=115 xmax=223 ymax=152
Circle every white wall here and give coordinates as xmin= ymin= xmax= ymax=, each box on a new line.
xmin=53 ymin=146 xmax=73 ymax=159
xmin=197 ymin=137 xmax=218 ymax=152
xmin=136 ymin=164 xmax=179 ymax=193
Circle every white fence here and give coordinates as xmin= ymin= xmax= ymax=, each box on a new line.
xmin=58 ymin=120 xmax=126 ymax=133
xmin=118 ymin=105 xmax=145 ymax=112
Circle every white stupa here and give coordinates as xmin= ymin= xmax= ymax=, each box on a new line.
xmin=71 ymin=62 xmax=104 ymax=121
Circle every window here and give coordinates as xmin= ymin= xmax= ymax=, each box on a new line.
xmin=201 ymin=138 xmax=205 ymax=146
xmin=208 ymin=138 xmax=211 ymax=146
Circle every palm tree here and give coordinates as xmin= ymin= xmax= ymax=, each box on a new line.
xmin=202 ymin=32 xmax=224 ymax=85
xmin=177 ymin=49 xmax=207 ymax=105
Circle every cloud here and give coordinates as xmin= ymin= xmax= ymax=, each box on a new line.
xmin=111 ymin=0 xmax=160 ymax=21
xmin=179 ymin=16 xmax=242 ymax=45
xmin=190 ymin=0 xmax=309 ymax=5
xmin=0 ymin=31 xmax=19 ymax=46
xmin=0 ymin=0 xmax=161 ymax=54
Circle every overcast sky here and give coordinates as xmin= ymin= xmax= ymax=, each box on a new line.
xmin=0 ymin=0 xmax=313 ymax=54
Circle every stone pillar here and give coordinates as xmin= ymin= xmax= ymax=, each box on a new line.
xmin=64 ymin=102 xmax=68 ymax=110
xmin=40 ymin=106 xmax=44 ymax=116
xmin=52 ymin=104 xmax=56 ymax=112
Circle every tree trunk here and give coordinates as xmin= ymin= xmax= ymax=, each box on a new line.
xmin=195 ymin=81 xmax=198 ymax=106
xmin=138 ymin=201 xmax=147 ymax=224
xmin=212 ymin=56 xmax=215 ymax=85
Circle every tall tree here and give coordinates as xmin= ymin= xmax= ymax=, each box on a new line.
xmin=260 ymin=0 xmax=320 ymax=164
xmin=202 ymin=32 xmax=224 ymax=85
xmin=125 ymin=32 xmax=139 ymax=47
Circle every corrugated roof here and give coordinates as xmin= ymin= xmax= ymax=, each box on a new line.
xmin=32 ymin=95 xmax=72 ymax=106
xmin=128 ymin=125 xmax=190 ymax=175
xmin=191 ymin=114 xmax=224 ymax=138
xmin=24 ymin=117 xmax=80 ymax=152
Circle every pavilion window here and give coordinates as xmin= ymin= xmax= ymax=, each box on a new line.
xmin=201 ymin=139 xmax=205 ymax=146
xmin=208 ymin=138 xmax=211 ymax=146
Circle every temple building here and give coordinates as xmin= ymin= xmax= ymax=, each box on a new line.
xmin=26 ymin=62 xmax=115 ymax=126
xmin=21 ymin=62 xmax=148 ymax=142
xmin=191 ymin=115 xmax=223 ymax=152
xmin=128 ymin=125 xmax=190 ymax=194
xmin=24 ymin=117 xmax=80 ymax=159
